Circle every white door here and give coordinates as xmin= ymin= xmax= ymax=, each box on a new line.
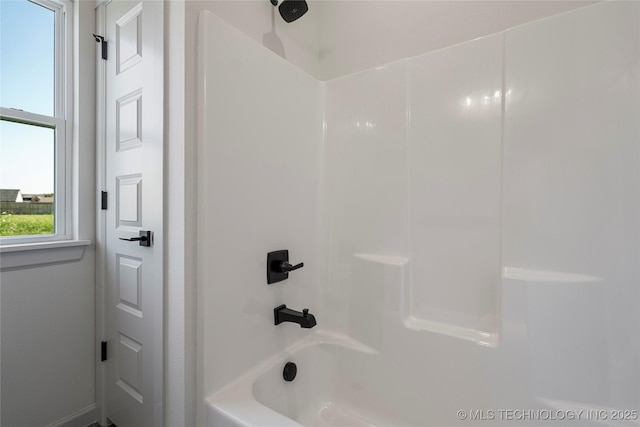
xmin=103 ymin=1 xmax=163 ymax=426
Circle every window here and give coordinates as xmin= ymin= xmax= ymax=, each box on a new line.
xmin=0 ymin=0 xmax=72 ymax=243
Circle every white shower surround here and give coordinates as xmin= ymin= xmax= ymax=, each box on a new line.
xmin=197 ymin=2 xmax=640 ymax=426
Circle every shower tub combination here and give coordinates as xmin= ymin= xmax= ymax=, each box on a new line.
xmin=206 ymin=325 xmax=629 ymax=427
xmin=198 ymin=2 xmax=640 ymax=426
xmin=207 ymin=332 xmax=389 ymax=427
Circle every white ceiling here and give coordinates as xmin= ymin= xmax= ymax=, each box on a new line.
xmin=316 ymin=1 xmax=598 ymax=79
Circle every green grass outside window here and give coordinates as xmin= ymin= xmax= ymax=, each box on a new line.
xmin=0 ymin=213 xmax=54 ymax=236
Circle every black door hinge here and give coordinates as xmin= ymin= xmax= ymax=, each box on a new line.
xmin=101 ymin=191 xmax=108 ymax=210
xmin=93 ymin=34 xmax=108 ymax=60
xmin=101 ymin=341 xmax=108 ymax=362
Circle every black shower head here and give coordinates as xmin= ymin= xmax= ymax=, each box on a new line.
xmin=270 ymin=0 xmax=308 ymax=23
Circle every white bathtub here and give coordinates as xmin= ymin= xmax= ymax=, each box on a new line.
xmin=205 ymin=330 xmax=416 ymax=427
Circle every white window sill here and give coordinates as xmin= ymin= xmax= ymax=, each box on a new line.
xmin=0 ymin=240 xmax=91 ymax=271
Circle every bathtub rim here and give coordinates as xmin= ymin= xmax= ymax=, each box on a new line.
xmin=205 ymin=329 xmax=377 ymax=426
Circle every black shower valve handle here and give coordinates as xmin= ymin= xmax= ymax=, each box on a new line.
xmin=274 ymin=261 xmax=304 ymax=273
xmin=267 ymin=250 xmax=304 ymax=284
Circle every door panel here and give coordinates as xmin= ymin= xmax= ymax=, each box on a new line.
xmin=104 ymin=1 xmax=163 ymax=426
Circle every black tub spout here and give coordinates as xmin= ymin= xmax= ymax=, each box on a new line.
xmin=274 ymin=304 xmax=316 ymax=328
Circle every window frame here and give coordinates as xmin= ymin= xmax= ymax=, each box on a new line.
xmin=0 ymin=0 xmax=73 ymax=245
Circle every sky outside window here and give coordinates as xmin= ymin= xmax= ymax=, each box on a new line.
xmin=0 ymin=0 xmax=55 ymax=194
xmin=0 ymin=120 xmax=54 ymax=194
xmin=1 ymin=0 xmax=54 ymax=115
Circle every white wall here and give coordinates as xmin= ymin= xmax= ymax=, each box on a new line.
xmin=1 ymin=255 xmax=96 ymax=427
xmin=196 ymin=11 xmax=323 ymax=426
xmin=408 ymin=32 xmax=503 ymax=338
xmin=187 ymin=1 xmax=320 ymax=79
xmin=323 ymin=61 xmax=409 ymax=336
xmin=322 ymin=1 xmax=639 ymax=422
xmin=503 ymin=1 xmax=640 ymax=406
xmin=178 ymin=6 xmax=322 ymax=421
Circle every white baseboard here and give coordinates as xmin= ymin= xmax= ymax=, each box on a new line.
xmin=46 ymin=404 xmax=97 ymax=427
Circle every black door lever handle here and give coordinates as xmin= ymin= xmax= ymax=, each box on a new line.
xmin=119 ymin=230 xmax=153 ymax=247
xmin=119 ymin=236 xmax=147 ymax=242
